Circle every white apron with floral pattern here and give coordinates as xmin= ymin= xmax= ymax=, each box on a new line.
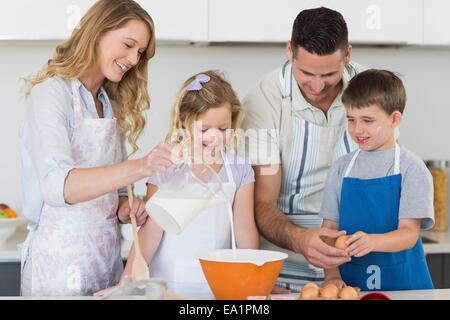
xmin=20 ymin=80 xmax=123 ymax=296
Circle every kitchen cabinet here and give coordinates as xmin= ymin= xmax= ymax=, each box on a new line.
xmin=139 ymin=0 xmax=208 ymax=42
xmin=0 ymin=262 xmax=20 ymax=296
xmin=0 ymin=260 xmax=128 ymax=296
xmin=423 ymin=0 xmax=450 ymax=45
xmin=208 ymin=0 xmax=423 ymax=44
xmin=426 ymin=254 xmax=450 ymax=289
xmin=0 ymin=0 xmax=208 ymax=42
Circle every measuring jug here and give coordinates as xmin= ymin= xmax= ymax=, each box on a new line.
xmin=145 ymin=156 xmax=227 ymax=235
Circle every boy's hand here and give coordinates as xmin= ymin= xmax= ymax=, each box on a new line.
xmin=346 ymin=231 xmax=375 ymax=257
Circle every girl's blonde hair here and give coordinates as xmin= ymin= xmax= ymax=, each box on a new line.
xmin=166 ymin=70 xmax=244 ymax=152
xmin=24 ymin=0 xmax=155 ymax=155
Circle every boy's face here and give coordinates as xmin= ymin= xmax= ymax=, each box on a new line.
xmin=346 ymin=104 xmax=402 ymax=152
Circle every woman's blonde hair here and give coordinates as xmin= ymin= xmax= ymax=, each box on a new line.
xmin=166 ymin=70 xmax=244 ymax=152
xmin=24 ymin=0 xmax=155 ymax=155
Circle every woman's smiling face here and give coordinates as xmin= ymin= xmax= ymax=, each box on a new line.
xmin=97 ymin=19 xmax=150 ymax=82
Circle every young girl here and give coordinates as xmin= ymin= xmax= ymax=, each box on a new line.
xmin=20 ymin=0 xmax=176 ymax=296
xmin=97 ymin=70 xmax=259 ymax=296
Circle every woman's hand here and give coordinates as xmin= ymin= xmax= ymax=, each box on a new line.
xmin=140 ymin=142 xmax=181 ymax=177
xmin=346 ymin=231 xmax=375 ymax=257
xmin=117 ymin=197 xmax=148 ymax=226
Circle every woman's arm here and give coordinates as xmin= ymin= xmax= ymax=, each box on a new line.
xmin=64 ymin=142 xmax=177 ymax=204
xmin=232 ymin=183 xmax=259 ymax=249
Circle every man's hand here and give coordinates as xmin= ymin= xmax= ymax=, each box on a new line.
xmin=297 ymin=227 xmax=351 ymax=269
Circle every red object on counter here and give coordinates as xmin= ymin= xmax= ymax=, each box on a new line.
xmin=360 ymin=292 xmax=391 ymax=300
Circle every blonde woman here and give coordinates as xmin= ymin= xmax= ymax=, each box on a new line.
xmin=96 ymin=70 xmax=259 ymax=297
xmin=19 ymin=0 xmax=175 ymax=296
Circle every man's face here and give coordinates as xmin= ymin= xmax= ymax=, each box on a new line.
xmin=287 ymin=44 xmax=351 ymax=105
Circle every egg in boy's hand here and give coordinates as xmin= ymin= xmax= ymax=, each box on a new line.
xmin=335 ymin=232 xmax=375 ymax=257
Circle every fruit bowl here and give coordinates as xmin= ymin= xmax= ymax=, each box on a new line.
xmin=0 ymin=217 xmax=28 ymax=244
xmin=197 ymin=249 xmax=288 ymax=300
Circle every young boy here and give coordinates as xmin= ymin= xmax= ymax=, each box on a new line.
xmin=319 ymin=69 xmax=434 ymax=291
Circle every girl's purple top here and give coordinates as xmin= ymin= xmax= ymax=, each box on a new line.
xmin=146 ymin=151 xmax=255 ymax=190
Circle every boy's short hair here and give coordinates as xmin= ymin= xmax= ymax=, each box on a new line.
xmin=342 ymin=69 xmax=406 ymax=115
xmin=291 ymin=7 xmax=348 ymax=58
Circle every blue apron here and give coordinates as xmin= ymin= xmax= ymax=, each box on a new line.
xmin=338 ymin=145 xmax=433 ymax=290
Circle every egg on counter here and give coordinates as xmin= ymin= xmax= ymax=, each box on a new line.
xmin=299 ymin=287 xmax=320 ymax=300
xmin=320 ymin=283 xmax=339 ymax=299
xmin=339 ymin=286 xmax=360 ymax=300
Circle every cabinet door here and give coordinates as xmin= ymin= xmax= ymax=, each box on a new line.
xmin=209 ymin=0 xmax=423 ymax=44
xmin=424 ymin=0 xmax=450 ymax=45
xmin=0 ymin=0 xmax=208 ymax=42
xmin=138 ymin=0 xmax=208 ymax=41
xmin=0 ymin=262 xmax=21 ymax=296
xmin=0 ymin=0 xmax=94 ymax=40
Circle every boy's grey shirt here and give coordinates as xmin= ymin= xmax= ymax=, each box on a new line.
xmin=319 ymin=144 xmax=434 ymax=230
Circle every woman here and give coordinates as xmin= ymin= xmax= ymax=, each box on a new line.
xmin=20 ymin=0 xmax=175 ymax=296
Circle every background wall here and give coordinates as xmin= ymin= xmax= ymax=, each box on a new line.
xmin=1 ymin=42 xmax=449 ymax=210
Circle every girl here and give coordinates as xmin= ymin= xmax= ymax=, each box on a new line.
xmin=96 ymin=70 xmax=259 ymax=296
xmin=20 ymin=0 xmax=176 ymax=296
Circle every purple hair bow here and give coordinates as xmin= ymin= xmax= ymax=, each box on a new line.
xmin=187 ymin=74 xmax=211 ymax=91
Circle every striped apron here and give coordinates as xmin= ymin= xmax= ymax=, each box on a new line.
xmin=262 ymin=61 xmax=358 ymax=292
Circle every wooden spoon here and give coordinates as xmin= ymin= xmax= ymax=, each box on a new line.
xmin=127 ymin=185 xmax=150 ymax=281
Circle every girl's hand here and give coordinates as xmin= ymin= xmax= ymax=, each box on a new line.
xmin=346 ymin=231 xmax=375 ymax=257
xmin=117 ymin=197 xmax=148 ymax=226
xmin=322 ymin=277 xmax=346 ymax=289
xmin=141 ymin=142 xmax=181 ymax=177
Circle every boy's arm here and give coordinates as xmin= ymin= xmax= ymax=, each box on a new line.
xmin=347 ymin=219 xmax=421 ymax=256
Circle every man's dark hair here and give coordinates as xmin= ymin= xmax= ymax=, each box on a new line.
xmin=342 ymin=69 xmax=406 ymax=115
xmin=291 ymin=7 xmax=348 ymax=58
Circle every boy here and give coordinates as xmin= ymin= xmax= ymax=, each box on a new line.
xmin=319 ymin=69 xmax=434 ymax=291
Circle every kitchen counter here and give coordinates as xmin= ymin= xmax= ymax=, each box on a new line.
xmin=0 ymin=289 xmax=450 ymax=300
xmin=2 ymin=225 xmax=450 ymax=262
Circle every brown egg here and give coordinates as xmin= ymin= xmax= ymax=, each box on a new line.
xmin=299 ymin=287 xmax=320 ymax=300
xmin=302 ymin=282 xmax=319 ymax=290
xmin=335 ymin=235 xmax=350 ymax=250
xmin=320 ymin=283 xmax=339 ymax=299
xmin=339 ymin=286 xmax=359 ymax=300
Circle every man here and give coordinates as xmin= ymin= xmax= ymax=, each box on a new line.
xmin=241 ymin=7 xmax=366 ymax=292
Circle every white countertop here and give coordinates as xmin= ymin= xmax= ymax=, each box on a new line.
xmin=0 ymin=289 xmax=450 ymax=300
xmin=2 ymin=225 xmax=450 ymax=262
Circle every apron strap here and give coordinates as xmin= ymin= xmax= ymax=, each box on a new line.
xmin=220 ymin=149 xmax=235 ymax=186
xmin=71 ymin=80 xmax=84 ymax=130
xmin=344 ymin=144 xmax=400 ymax=178
xmin=278 ymin=60 xmax=293 ymax=99
xmin=344 ymin=150 xmax=361 ymax=178
xmin=394 ymin=143 xmax=400 ymax=174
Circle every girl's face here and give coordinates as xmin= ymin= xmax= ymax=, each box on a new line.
xmin=189 ymin=103 xmax=233 ymax=162
xmin=346 ymin=104 xmax=401 ymax=152
xmin=97 ymin=19 xmax=150 ymax=83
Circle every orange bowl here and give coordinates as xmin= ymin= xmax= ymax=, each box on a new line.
xmin=197 ymin=249 xmax=288 ymax=300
